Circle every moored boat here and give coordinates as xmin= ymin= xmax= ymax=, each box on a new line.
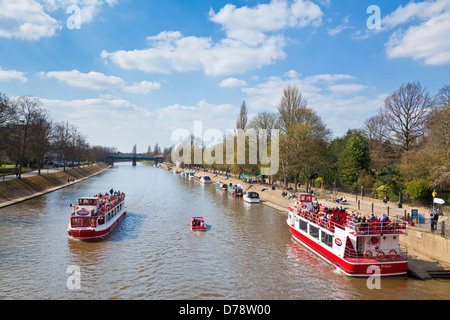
xmin=286 ymin=193 xmax=408 ymax=277
xmin=228 ymin=184 xmax=243 ymax=196
xmin=67 ymin=191 xmax=126 ymax=240
xmin=190 ymin=217 xmax=206 ymax=231
xmin=243 ymin=191 xmax=260 ymax=203
xmin=216 ymin=182 xmax=228 ymax=190
xmin=194 ymin=175 xmax=212 ymax=184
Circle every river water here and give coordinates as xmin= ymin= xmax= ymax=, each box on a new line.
xmin=0 ymin=162 xmax=449 ymax=300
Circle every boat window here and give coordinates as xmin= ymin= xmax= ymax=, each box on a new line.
xmin=321 ymin=232 xmax=333 ymax=248
xmin=309 ymin=225 xmax=319 ymax=240
xmin=300 ymin=219 xmax=308 ymax=232
xmin=299 ymin=195 xmax=311 ymax=202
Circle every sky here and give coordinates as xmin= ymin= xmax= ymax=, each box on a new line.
xmin=0 ymin=0 xmax=449 ymax=153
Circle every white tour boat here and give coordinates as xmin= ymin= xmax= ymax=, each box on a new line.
xmin=67 ymin=191 xmax=126 ymax=240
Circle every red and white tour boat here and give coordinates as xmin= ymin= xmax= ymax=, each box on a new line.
xmin=287 ymin=193 xmax=408 ymax=277
xmin=67 ymin=191 xmax=126 ymax=240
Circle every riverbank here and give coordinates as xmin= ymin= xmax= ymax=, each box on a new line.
xmin=0 ymin=163 xmax=111 ymax=209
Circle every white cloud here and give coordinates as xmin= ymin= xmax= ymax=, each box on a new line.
xmin=40 ymin=96 xmax=156 ymax=150
xmin=0 ymin=0 xmax=117 ymax=40
xmin=0 ymin=0 xmax=61 ymax=40
xmin=41 ymin=69 xmax=124 ymax=90
xmin=386 ymin=11 xmax=450 ymax=65
xmin=123 ymin=81 xmax=161 ymax=94
xmin=209 ymin=0 xmax=323 ymax=39
xmin=40 ymin=69 xmax=161 ymax=94
xmin=242 ymin=71 xmax=384 ymax=137
xmin=382 ymin=0 xmax=450 ymax=29
xmin=218 ymin=77 xmax=247 ymax=88
xmin=328 ymin=83 xmax=367 ymax=94
xmin=154 ymin=100 xmax=238 ymax=133
xmin=383 ymin=0 xmax=450 ymax=65
xmin=101 ymin=0 xmax=323 ymax=76
xmin=0 ymin=67 xmax=28 ymax=83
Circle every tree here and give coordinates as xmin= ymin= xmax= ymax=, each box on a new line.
xmin=338 ymin=130 xmax=371 ymax=186
xmin=9 ymin=96 xmax=46 ymax=178
xmin=434 ymin=84 xmax=450 ymax=109
xmin=247 ymin=111 xmax=278 ymax=141
xmin=236 ymin=100 xmax=248 ymax=130
xmin=364 ymin=115 xmax=399 ymax=169
xmin=277 ymin=84 xmax=331 ymax=189
xmin=0 ymin=92 xmax=17 ymax=160
xmin=153 ymin=142 xmax=160 ymax=155
xmin=53 ymin=121 xmax=74 ymax=171
xmin=29 ymin=113 xmax=53 ymax=175
xmin=380 ymin=82 xmax=432 ymax=152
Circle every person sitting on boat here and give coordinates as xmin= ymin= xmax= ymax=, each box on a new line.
xmin=379 ymin=214 xmax=388 ymax=227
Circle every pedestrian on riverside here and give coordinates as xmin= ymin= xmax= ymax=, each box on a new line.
xmin=430 ymin=210 xmax=439 ymax=232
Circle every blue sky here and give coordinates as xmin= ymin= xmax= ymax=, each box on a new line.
xmin=0 ymin=0 xmax=449 ymax=152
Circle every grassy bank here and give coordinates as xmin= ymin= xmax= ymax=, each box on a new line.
xmin=0 ymin=163 xmax=111 ymax=208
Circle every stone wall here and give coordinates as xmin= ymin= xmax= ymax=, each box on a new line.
xmin=400 ymin=228 xmax=450 ymax=265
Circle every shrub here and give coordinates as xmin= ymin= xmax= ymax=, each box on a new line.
xmin=405 ymin=179 xmax=432 ymax=204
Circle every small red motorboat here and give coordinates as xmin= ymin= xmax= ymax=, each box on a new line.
xmin=190 ymin=217 xmax=206 ymax=231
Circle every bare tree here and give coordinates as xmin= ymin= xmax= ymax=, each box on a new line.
xmin=277 ymin=84 xmax=308 ymax=134
xmin=29 ymin=112 xmax=53 ymax=175
xmin=0 ymin=93 xmax=17 ymax=159
xmin=277 ymin=84 xmax=331 ymax=189
xmin=9 ymin=96 xmax=46 ymax=178
xmin=236 ymin=100 xmax=248 ymax=130
xmin=380 ymin=82 xmax=432 ymax=152
xmin=53 ymin=121 xmax=74 ymax=171
xmin=434 ymin=84 xmax=450 ymax=109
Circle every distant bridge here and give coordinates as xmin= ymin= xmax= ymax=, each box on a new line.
xmin=106 ymin=153 xmax=164 ymax=165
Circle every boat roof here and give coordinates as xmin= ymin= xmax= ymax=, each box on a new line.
xmin=78 ymin=197 xmax=99 ymax=200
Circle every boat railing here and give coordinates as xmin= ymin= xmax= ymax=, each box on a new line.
xmin=294 ymin=208 xmax=407 ymax=235
xmin=344 ymin=218 xmax=407 ymax=235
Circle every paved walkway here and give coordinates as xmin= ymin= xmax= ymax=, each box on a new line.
xmin=0 ymin=164 xmax=110 ymax=209
xmin=0 ymin=165 xmax=100 ymax=182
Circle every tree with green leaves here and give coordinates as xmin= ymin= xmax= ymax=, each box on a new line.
xmin=337 ymin=130 xmax=371 ymax=186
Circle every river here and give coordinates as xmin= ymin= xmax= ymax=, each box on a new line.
xmin=0 ymin=162 xmax=449 ymax=300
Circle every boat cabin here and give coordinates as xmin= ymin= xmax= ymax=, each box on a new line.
xmin=246 ymin=192 xmax=259 ymax=199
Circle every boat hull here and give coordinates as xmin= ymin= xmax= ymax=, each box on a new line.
xmin=287 ymin=222 xmax=408 ymax=277
xmin=68 ymin=210 xmax=126 ymax=240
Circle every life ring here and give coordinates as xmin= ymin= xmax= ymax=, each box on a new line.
xmin=389 ymin=249 xmax=398 ymax=259
xmin=302 ymin=211 xmax=306 ymax=218
xmin=364 ymin=250 xmax=373 ymax=258
xmin=377 ymin=251 xmax=385 ymax=260
xmin=327 ymin=220 xmax=332 ymax=230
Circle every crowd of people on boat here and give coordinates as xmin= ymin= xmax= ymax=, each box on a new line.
xmin=294 ymin=197 xmax=405 ymax=234
xmin=93 ymin=189 xmax=125 ymax=213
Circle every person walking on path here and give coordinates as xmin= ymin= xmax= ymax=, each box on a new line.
xmin=430 ymin=210 xmax=439 ymax=232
